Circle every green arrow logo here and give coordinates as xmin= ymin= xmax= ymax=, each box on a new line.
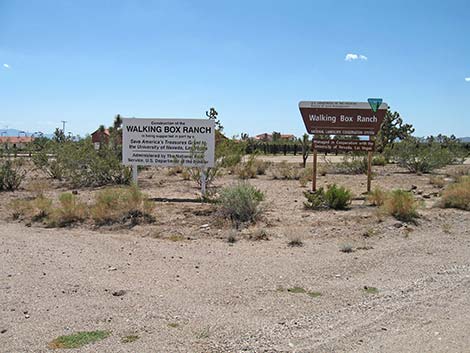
xmin=368 ymin=98 xmax=383 ymax=112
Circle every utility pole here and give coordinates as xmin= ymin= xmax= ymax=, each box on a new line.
xmin=61 ymin=120 xmax=67 ymax=132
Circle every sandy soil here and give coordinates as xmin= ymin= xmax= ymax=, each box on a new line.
xmin=1 ymin=160 xmax=470 ymax=352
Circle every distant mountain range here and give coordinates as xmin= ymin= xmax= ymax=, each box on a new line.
xmin=459 ymin=137 xmax=470 ymax=143
xmin=0 ymin=129 xmax=54 ymax=139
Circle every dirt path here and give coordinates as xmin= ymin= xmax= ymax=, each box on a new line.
xmin=1 ymin=209 xmax=470 ymax=352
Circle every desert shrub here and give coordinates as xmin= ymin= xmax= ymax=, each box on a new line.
xmin=271 ymin=161 xmax=301 ymax=180
xmin=90 ymin=185 xmax=155 ymax=226
xmin=333 ymin=156 xmax=368 ymax=175
xmin=382 ymin=189 xmax=419 ymax=222
xmin=217 ymin=139 xmax=245 ymax=168
xmin=393 ymin=138 xmax=455 ymax=173
xmin=340 ymin=243 xmax=354 ymax=253
xmin=0 ymin=159 xmax=26 ymax=191
xmin=438 ymin=177 xmax=470 ymax=211
xmin=372 ymin=155 xmax=387 ymax=166
xmin=33 ymin=140 xmax=131 ymax=187
xmin=304 ymin=184 xmax=352 ymax=210
xmin=367 ymin=187 xmax=388 ymax=206
xmin=188 ymin=167 xmax=220 ymax=188
xmin=32 ymin=151 xmax=64 ymax=180
xmin=218 ymin=182 xmax=264 ymax=225
xmin=325 ymin=184 xmax=352 ymax=210
xmin=304 ymin=188 xmax=326 ymax=209
xmin=49 ymin=193 xmax=88 ymax=227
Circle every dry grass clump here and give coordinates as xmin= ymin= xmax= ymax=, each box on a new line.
xmin=90 ymin=185 xmax=155 ymax=226
xmin=10 ymin=195 xmax=53 ymax=222
xmin=271 ymin=161 xmax=301 ymax=180
xmin=10 ymin=185 xmax=154 ymax=228
xmin=438 ymin=176 xmax=470 ymax=211
xmin=49 ymin=193 xmax=88 ymax=227
xmin=236 ymin=155 xmax=270 ymax=179
xmin=429 ymin=175 xmax=445 ymax=188
xmin=367 ymin=188 xmax=388 ymax=206
xmin=382 ymin=189 xmax=419 ymax=222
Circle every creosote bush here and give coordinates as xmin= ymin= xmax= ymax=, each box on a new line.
xmin=33 ymin=140 xmax=131 ymax=187
xmin=0 ymin=159 xmax=26 ymax=191
xmin=372 ymin=155 xmax=387 ymax=166
xmin=333 ymin=156 xmax=368 ymax=175
xmin=304 ymin=184 xmax=352 ymax=210
xmin=438 ymin=176 xmax=470 ymax=211
xmin=218 ymin=182 xmax=264 ymax=225
xmin=393 ymin=138 xmax=459 ymax=173
xmin=382 ymin=189 xmax=419 ymax=222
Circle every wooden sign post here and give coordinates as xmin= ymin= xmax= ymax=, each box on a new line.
xmin=299 ymin=101 xmax=388 ymax=193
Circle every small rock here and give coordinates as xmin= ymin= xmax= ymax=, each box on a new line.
xmin=393 ymin=222 xmax=404 ymax=228
xmin=24 ymin=314 xmax=30 ymax=319
xmin=72 ymin=190 xmax=79 ymax=195
xmin=200 ymin=224 xmax=210 ymax=229
xmin=107 ymin=267 xmax=117 ymax=271
xmin=411 ymin=185 xmax=417 ymax=190
xmin=112 ymin=290 xmax=126 ymax=297
xmin=1 ymin=329 xmax=7 ymax=334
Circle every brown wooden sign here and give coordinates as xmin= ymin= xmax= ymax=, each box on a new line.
xmin=314 ymin=139 xmax=375 ymax=152
xmin=299 ymin=101 xmax=388 ymax=136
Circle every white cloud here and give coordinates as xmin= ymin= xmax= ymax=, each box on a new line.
xmin=3 ymin=64 xmax=10 ymax=69
xmin=345 ymin=53 xmax=367 ymax=61
xmin=465 ymin=77 xmax=470 ymax=82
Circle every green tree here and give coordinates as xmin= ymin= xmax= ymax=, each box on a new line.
xmin=376 ymin=109 xmax=414 ymax=152
xmin=206 ymin=107 xmax=223 ymax=132
xmin=53 ymin=128 xmax=66 ymax=143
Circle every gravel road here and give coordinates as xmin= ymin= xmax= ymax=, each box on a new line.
xmin=1 ymin=210 xmax=470 ymax=352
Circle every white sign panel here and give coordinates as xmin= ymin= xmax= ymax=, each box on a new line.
xmin=122 ymin=118 xmax=215 ymax=168
xmin=299 ymin=101 xmax=389 ymax=110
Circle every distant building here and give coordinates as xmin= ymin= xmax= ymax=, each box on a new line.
xmin=0 ymin=136 xmax=34 ymax=149
xmin=254 ymin=133 xmax=295 ymax=142
xmin=255 ymin=133 xmax=272 ymax=141
xmin=280 ymin=134 xmax=295 ymax=141
xmin=91 ymin=128 xmax=111 ymax=149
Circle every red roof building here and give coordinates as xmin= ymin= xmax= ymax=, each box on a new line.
xmin=0 ymin=136 xmax=34 ymax=149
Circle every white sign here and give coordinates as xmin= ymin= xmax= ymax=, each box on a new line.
xmin=122 ymin=118 xmax=215 ymax=168
xmin=299 ymin=101 xmax=388 ymax=110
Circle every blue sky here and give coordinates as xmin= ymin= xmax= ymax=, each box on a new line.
xmin=1 ymin=0 xmax=469 ymax=137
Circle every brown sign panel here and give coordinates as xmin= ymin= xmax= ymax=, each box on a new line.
xmin=299 ymin=101 xmax=388 ymax=136
xmin=314 ymin=139 xmax=375 ymax=152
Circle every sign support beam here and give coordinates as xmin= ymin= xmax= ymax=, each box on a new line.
xmin=367 ymin=136 xmax=372 ymax=193
xmin=132 ymin=165 xmax=138 ymax=186
xmin=312 ymin=140 xmax=317 ymax=192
